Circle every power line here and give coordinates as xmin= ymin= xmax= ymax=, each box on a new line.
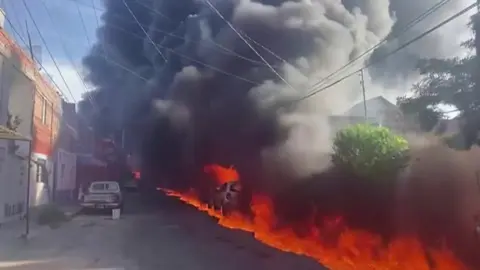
xmin=294 ymin=2 xmax=476 ymax=104
xmin=135 ymin=0 xmax=292 ymax=71
xmin=203 ymin=0 xmax=296 ymax=91
xmin=305 ymin=0 xmax=454 ymax=93
xmin=39 ymin=0 xmax=95 ymax=106
xmin=73 ymin=0 xmax=92 ymax=46
xmin=122 ymin=0 xmax=168 ymax=62
xmin=69 ymin=0 xmax=101 ymax=109
xmin=98 ymin=22 xmax=258 ymax=84
xmin=70 ymin=0 xmax=279 ymax=68
xmin=72 ymin=0 xmax=151 ymax=83
xmin=21 ymin=0 xmax=77 ymax=103
xmin=3 ymin=8 xmax=73 ymax=103
xmin=131 ymin=0 xmax=176 ymax=25
xmin=91 ymin=0 xmax=101 ymax=28
xmin=3 ymin=0 xmax=27 ymax=43
xmin=79 ymin=1 xmax=259 ymax=84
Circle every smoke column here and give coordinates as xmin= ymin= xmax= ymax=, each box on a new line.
xmin=81 ymin=0 xmax=466 ymax=192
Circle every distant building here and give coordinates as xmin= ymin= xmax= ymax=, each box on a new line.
xmin=329 ymin=96 xmax=418 ymax=135
xmin=29 ymin=52 xmax=62 ymax=207
xmin=75 ymin=117 xmax=107 ymax=198
xmin=52 ymin=101 xmax=78 ymax=203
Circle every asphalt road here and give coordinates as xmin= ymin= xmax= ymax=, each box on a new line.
xmin=0 ymin=192 xmax=327 ymax=270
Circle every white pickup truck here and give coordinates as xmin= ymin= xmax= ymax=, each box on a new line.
xmin=80 ymin=181 xmax=124 ymax=211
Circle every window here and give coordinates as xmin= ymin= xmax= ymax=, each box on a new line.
xmin=41 ymin=97 xmax=47 ymax=125
xmin=60 ymin=164 xmax=65 ymax=179
xmin=35 ymin=158 xmax=47 ymax=183
xmin=89 ymin=182 xmax=120 ymax=192
xmin=90 ymin=183 xmax=105 ymax=191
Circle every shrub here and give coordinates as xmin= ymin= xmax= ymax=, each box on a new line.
xmin=37 ymin=204 xmax=68 ymax=227
xmin=332 ymin=124 xmax=409 ymax=181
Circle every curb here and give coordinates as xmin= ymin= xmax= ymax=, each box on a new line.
xmin=64 ymin=207 xmax=83 ymax=220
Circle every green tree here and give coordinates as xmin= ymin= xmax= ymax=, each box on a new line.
xmin=332 ymin=124 xmax=409 ymax=180
xmin=397 ymin=21 xmax=480 ymax=149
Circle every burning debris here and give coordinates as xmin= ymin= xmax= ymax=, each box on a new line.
xmin=162 ymin=162 xmax=469 ymax=270
xmin=81 ymin=0 xmax=479 ymax=268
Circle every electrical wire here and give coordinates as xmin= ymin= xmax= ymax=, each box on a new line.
xmin=97 ymin=22 xmax=258 ymax=84
xmin=305 ymin=0 xmax=454 ymax=93
xmin=122 ymin=0 xmax=168 ymax=62
xmin=69 ymin=0 xmax=103 ymax=110
xmin=3 ymin=0 xmax=27 ymax=44
xmin=3 ymin=9 xmax=73 ymax=103
xmin=91 ymin=0 xmax=101 ymax=28
xmin=40 ymin=0 xmax=93 ymax=96
xmin=72 ymin=0 xmax=150 ymax=83
xmin=131 ymin=0 xmax=176 ymax=25
xmin=131 ymin=0 xmax=285 ymax=68
xmin=73 ymin=0 xmax=92 ymax=46
xmin=68 ymin=0 xmax=281 ymax=68
xmin=203 ymin=0 xmax=296 ymax=91
xmin=85 ymin=0 xmax=260 ymax=84
xmin=294 ymin=2 xmax=476 ymax=105
xmin=21 ymin=0 xmax=77 ymax=103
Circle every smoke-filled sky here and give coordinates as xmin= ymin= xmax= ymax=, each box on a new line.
xmin=1 ymin=0 xmax=474 ymax=178
xmin=80 ymin=0 xmax=470 ymax=126
xmin=70 ymin=0 xmax=475 ymax=185
xmin=1 ymin=0 xmax=472 ymax=106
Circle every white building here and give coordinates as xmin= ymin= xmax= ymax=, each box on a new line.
xmin=329 ymin=96 xmax=417 ymax=135
xmin=0 ymin=121 xmax=30 ymax=225
xmin=0 ymin=8 xmax=37 ymax=222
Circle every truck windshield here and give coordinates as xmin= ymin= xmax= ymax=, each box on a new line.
xmin=90 ymin=182 xmax=119 ymax=192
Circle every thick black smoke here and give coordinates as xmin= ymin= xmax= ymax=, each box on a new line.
xmin=81 ymin=0 xmax=461 ymax=194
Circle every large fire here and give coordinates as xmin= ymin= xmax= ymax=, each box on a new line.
xmin=162 ymin=165 xmax=468 ymax=270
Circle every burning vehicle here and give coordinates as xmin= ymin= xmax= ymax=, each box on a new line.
xmin=204 ymin=165 xmax=242 ymax=215
xmin=208 ymin=180 xmax=242 ymax=215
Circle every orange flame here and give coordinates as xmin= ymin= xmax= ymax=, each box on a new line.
xmin=162 ymin=165 xmax=469 ymax=270
xmin=204 ymin=164 xmax=239 ymax=184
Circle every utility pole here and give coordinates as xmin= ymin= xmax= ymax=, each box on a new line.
xmin=23 ymin=20 xmax=35 ymax=238
xmin=121 ymin=129 xmax=125 ymax=149
xmin=360 ymin=69 xmax=367 ymax=121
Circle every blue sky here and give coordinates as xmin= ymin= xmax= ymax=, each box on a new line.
xmin=1 ymin=0 xmax=100 ymax=103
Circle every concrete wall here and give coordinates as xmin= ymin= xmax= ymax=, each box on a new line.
xmin=0 ymin=139 xmax=29 ymax=224
xmin=54 ymin=149 xmax=76 ymax=203
xmin=0 ymin=28 xmax=61 ymax=209
xmin=28 ymin=152 xmax=53 ymax=207
xmin=7 ymin=62 xmax=34 ymax=137
xmin=0 ymin=29 xmax=39 ymax=212
xmin=52 ymin=101 xmax=78 ymax=202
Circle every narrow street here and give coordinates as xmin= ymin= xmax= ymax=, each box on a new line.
xmin=0 ymin=193 xmax=325 ymax=270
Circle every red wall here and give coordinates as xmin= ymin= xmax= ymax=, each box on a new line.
xmin=0 ymin=28 xmax=61 ymax=157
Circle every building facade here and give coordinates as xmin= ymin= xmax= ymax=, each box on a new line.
xmin=0 ymin=9 xmax=61 ymax=208
xmin=0 ymin=10 xmax=34 ymax=223
xmin=329 ymin=96 xmax=418 ymax=137
xmin=30 ymin=64 xmax=62 ymax=207
xmin=52 ymin=101 xmax=77 ymax=203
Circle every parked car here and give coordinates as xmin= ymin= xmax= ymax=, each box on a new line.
xmin=209 ymin=181 xmax=241 ymax=215
xmin=80 ymin=181 xmax=124 ymax=211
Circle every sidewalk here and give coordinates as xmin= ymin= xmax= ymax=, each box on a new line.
xmin=0 ymin=203 xmax=82 ymax=242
